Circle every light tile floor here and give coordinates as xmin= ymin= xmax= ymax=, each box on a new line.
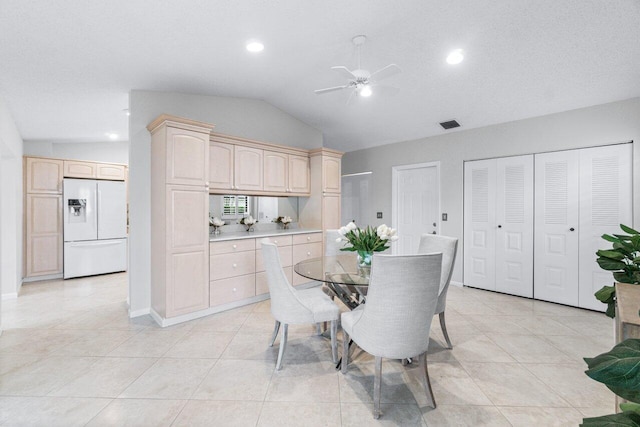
xmin=0 ymin=273 xmax=615 ymax=426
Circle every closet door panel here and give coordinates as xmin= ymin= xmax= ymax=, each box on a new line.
xmin=578 ymin=144 xmax=633 ymax=311
xmin=495 ymin=155 xmax=534 ymax=298
xmin=534 ymin=151 xmax=580 ymax=306
xmin=463 ymin=159 xmax=496 ymax=291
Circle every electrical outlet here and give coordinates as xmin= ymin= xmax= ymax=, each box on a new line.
xmin=442 ymin=213 xmax=448 ymax=221
xmin=377 ymin=212 xmax=383 ymax=219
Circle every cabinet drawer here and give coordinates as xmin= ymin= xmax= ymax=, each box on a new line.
xmin=256 ymin=245 xmax=292 ymax=272
xmin=210 ymin=239 xmax=255 ymax=255
xmin=210 ymin=274 xmax=255 ymax=307
xmin=64 ymin=160 xmax=97 ymax=179
xmin=210 ymin=250 xmax=255 ymax=280
xmin=267 ymin=235 xmax=292 ymax=246
xmin=292 ymin=242 xmax=323 ymax=265
xmin=292 ymin=233 xmax=322 ymax=245
xmin=293 ymin=268 xmax=316 ymax=286
xmin=256 ymin=267 xmax=293 ymax=295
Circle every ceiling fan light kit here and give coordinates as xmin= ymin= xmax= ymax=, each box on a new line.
xmin=314 ymin=34 xmax=401 ymax=102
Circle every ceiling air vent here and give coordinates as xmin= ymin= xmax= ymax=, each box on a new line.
xmin=439 ymin=120 xmax=460 ymax=130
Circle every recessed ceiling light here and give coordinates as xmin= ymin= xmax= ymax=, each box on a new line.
xmin=106 ymin=133 xmax=118 ymax=140
xmin=246 ymin=41 xmax=264 ymax=53
xmin=446 ymin=49 xmax=464 ymax=65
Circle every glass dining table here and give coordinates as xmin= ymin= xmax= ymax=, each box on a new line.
xmin=294 ymin=254 xmax=370 ymax=310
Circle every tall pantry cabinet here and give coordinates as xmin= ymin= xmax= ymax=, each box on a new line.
xmin=463 ymin=143 xmax=632 ymax=311
xmin=24 ymin=157 xmax=64 ymax=277
xmin=147 ymin=115 xmax=214 ymax=319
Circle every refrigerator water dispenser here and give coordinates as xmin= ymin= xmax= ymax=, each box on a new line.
xmin=67 ymin=199 xmax=87 ymax=222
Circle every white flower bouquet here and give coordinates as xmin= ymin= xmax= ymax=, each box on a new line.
xmin=240 ymin=215 xmax=257 ymax=231
xmin=336 ymin=222 xmax=398 ymax=267
xmin=209 ymin=216 xmax=225 ymax=234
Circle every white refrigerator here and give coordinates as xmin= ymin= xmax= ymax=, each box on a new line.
xmin=63 ymin=178 xmax=128 ymax=279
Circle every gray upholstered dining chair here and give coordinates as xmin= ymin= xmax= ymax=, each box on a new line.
xmin=417 ymin=234 xmax=458 ymax=349
xmin=261 ymin=238 xmax=340 ymax=370
xmin=324 ymin=229 xmax=343 ymax=256
xmin=341 ymin=253 xmax=442 ymax=419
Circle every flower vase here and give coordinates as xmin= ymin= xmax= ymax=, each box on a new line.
xmin=357 ymin=250 xmax=373 ymax=277
xmin=212 ymin=226 xmax=220 ymax=235
xmin=283 ymin=223 xmax=289 ymax=230
xmin=245 ymin=225 xmax=254 ymax=232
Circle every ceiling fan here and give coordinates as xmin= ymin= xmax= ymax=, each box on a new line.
xmin=314 ymin=35 xmax=402 ymax=101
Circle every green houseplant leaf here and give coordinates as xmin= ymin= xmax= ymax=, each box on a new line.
xmin=619 ymin=403 xmax=640 ymax=414
xmin=581 ymin=411 xmax=640 ymax=427
xmin=585 ymin=339 xmax=640 ymax=401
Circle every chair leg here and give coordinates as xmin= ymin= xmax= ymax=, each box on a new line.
xmin=269 ymin=320 xmax=281 ymax=347
xmin=275 ymin=324 xmax=288 ymax=370
xmin=330 ymin=320 xmax=338 ymax=363
xmin=439 ymin=311 xmax=453 ymax=349
xmin=341 ymin=331 xmax=350 ymax=374
xmin=373 ymin=356 xmax=383 ymax=419
xmin=418 ymin=352 xmax=436 ymax=409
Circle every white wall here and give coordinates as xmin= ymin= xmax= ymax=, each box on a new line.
xmin=0 ymin=97 xmax=24 ymax=314
xmin=128 ymin=90 xmax=323 ymax=316
xmin=342 ymin=97 xmax=640 ymax=284
xmin=23 ymin=141 xmax=129 ymax=164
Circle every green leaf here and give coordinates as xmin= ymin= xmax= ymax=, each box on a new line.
xmin=581 ymin=411 xmax=640 ymax=427
xmin=621 ymin=403 xmax=640 ymax=414
xmin=597 ymin=250 xmax=626 ymax=260
xmin=621 ymin=224 xmax=640 ymax=235
xmin=597 ymin=258 xmax=628 ymax=271
xmin=610 ymin=385 xmax=640 ymax=405
xmin=603 ymin=234 xmax=624 ymax=243
xmin=606 ymin=301 xmax=616 ymax=319
xmin=614 ymin=272 xmax=633 ymax=283
xmin=595 ymin=286 xmax=616 ymax=303
xmin=585 ymin=339 xmax=640 ymax=391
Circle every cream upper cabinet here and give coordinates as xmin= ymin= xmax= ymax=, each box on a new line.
xmin=26 ymin=157 xmax=63 ymax=194
xmin=234 ymin=146 xmax=263 ymax=191
xmin=96 ymin=164 xmax=126 ymax=181
xmin=166 ymin=126 xmax=209 ymax=186
xmin=288 ymin=154 xmax=310 ymax=195
xmin=209 ymin=142 xmax=234 ymax=190
xmin=323 ymin=156 xmax=341 ymax=193
xmin=64 ymin=160 xmax=97 ymax=179
xmin=263 ymin=150 xmax=288 ymax=193
xmin=25 ymin=194 xmax=63 ymax=276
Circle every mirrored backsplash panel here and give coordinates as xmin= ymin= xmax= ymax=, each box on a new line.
xmin=209 ymin=195 xmax=299 ymax=233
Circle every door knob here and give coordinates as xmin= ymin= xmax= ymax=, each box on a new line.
xmin=570 ymin=227 xmax=575 ymax=231
xmin=432 ymin=222 xmax=436 ymax=227
xmin=498 ymin=225 xmax=502 ymax=228
xmin=432 ymin=231 xmax=436 ymax=234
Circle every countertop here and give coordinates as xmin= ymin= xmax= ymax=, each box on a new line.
xmin=209 ymin=228 xmax=322 ymax=242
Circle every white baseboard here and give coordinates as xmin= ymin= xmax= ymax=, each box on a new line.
xmin=128 ymin=307 xmax=150 ymax=318
xmin=451 ymin=280 xmax=463 ymax=288
xmin=1 ymin=293 xmax=17 ymax=300
xmin=22 ymin=274 xmax=63 ymax=283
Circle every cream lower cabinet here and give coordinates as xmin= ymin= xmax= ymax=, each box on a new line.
xmin=25 ymin=194 xmax=63 ymax=277
xmin=255 ymin=235 xmax=293 ymax=295
xmin=210 ymin=239 xmax=256 ymax=307
xmin=292 ymin=233 xmax=323 ymax=286
xmin=164 ymin=185 xmax=210 ymax=317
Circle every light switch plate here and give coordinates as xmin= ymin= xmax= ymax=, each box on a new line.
xmin=442 ymin=213 xmax=448 ymax=221
xmin=377 ymin=212 xmax=383 ymax=219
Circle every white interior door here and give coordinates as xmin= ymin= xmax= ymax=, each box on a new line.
xmin=393 ymin=163 xmax=439 ymax=255
xmin=463 ymin=159 xmax=496 ymax=290
xmin=495 ymin=155 xmax=534 ymax=297
xmin=578 ymin=144 xmax=633 ymax=311
xmin=534 ymin=150 xmax=580 ymax=305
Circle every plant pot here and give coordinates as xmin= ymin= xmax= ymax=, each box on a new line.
xmin=357 ymin=250 xmax=373 ymax=277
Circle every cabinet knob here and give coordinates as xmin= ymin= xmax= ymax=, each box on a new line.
xmin=232 ymin=287 xmax=237 ymax=292
xmin=232 ymin=244 xmax=237 ymax=249
xmin=570 ymin=227 xmax=575 ymax=231
xmin=307 ymin=236 xmax=311 ymax=241
xmin=274 ymin=240 xmax=278 ymax=244
xmin=232 ymin=263 xmax=237 ymax=268
xmin=307 ymin=251 xmax=311 ymax=256
xmin=498 ymin=225 xmax=502 ymax=228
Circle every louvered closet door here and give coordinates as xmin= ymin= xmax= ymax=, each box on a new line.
xmin=578 ymin=144 xmax=632 ymax=311
xmin=534 ymin=151 xmax=580 ymax=305
xmin=495 ymin=155 xmax=534 ymax=297
xmin=464 ymin=159 xmax=496 ymax=291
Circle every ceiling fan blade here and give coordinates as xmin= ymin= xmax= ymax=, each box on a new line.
xmin=370 ymin=64 xmax=402 ymax=82
xmin=346 ymin=89 xmax=357 ymax=105
xmin=314 ymin=85 xmax=350 ymax=95
xmin=331 ymin=66 xmax=357 ymax=80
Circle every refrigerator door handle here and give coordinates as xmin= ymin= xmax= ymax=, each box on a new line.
xmin=68 ymin=241 xmax=124 ymax=247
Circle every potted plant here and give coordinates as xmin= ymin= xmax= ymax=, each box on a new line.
xmin=209 ymin=216 xmax=225 ymax=235
xmin=581 ymin=339 xmax=640 ymax=425
xmin=336 ymin=222 xmax=398 ymax=273
xmin=240 ymin=215 xmax=257 ymax=232
xmin=594 ymin=224 xmax=640 ymax=318
xmin=275 ymin=216 xmax=292 ymax=230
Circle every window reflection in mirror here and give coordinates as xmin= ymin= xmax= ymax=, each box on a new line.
xmin=209 ymin=195 xmax=299 ymax=224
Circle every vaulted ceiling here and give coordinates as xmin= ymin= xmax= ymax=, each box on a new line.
xmin=1 ymin=1 xmax=639 ymax=152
